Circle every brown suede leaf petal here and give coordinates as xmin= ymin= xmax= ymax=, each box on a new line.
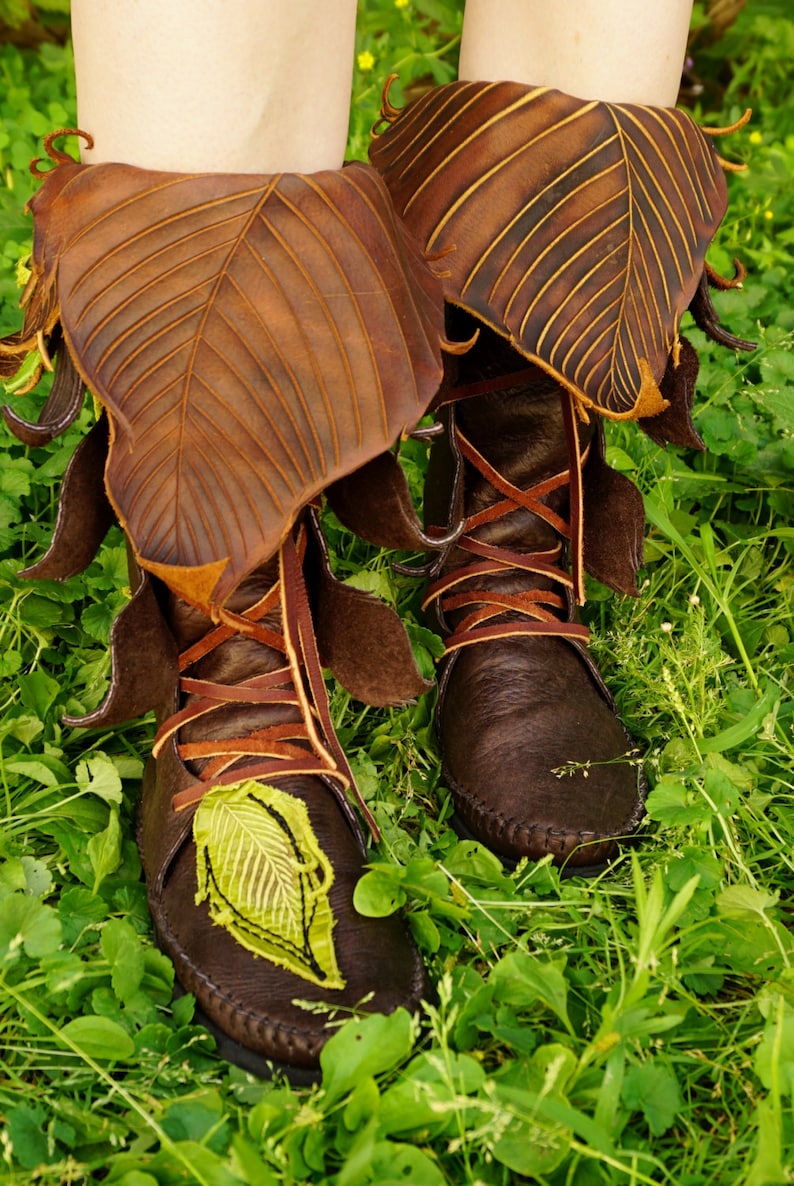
xmin=370 ymin=81 xmax=727 ymax=420
xmin=24 ymin=159 xmax=444 ymax=609
xmin=638 ymin=336 xmax=705 ymax=451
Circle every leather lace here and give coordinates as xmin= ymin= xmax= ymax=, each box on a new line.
xmin=423 ymin=387 xmax=590 ymax=656
xmin=152 ymin=527 xmax=378 ymax=839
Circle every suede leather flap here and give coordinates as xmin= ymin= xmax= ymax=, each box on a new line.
xmin=21 ymin=416 xmax=115 ymax=581
xmin=582 ymin=425 xmax=645 ymax=597
xmin=63 ymin=568 xmax=179 ymax=728
xmin=306 ymin=512 xmax=432 ymax=707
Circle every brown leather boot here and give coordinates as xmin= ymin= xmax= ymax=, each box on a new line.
xmin=137 ymin=521 xmax=426 ymax=1076
xmin=1 ymin=136 xmax=448 ymax=1075
xmin=422 ymin=323 xmax=644 ymax=870
xmin=370 ymin=80 xmax=751 ymax=869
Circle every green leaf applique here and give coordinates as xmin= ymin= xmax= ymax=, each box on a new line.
xmin=193 ymin=780 xmax=345 ymax=990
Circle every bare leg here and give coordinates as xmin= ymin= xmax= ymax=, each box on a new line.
xmin=459 ymin=0 xmax=693 ymax=106
xmin=71 ymin=0 xmax=357 ymax=172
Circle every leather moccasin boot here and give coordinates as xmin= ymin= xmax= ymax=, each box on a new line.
xmin=370 ymin=79 xmax=752 ymax=868
xmin=138 ymin=525 xmax=426 ymax=1078
xmin=0 ymin=138 xmax=448 ymax=1077
xmin=422 ymin=325 xmax=644 ymax=871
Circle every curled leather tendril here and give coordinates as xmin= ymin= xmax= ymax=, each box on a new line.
xmin=706 ymin=257 xmax=747 ymax=291
xmin=701 ymin=108 xmax=752 ymax=173
xmin=371 ymin=74 xmax=402 ymax=138
xmin=716 ymin=155 xmax=747 ymax=173
xmin=701 ymin=108 xmax=753 ymax=137
xmin=30 ymin=128 xmax=94 ymax=179
xmin=36 ymin=329 xmax=53 ymax=371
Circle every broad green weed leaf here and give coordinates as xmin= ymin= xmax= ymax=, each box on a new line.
xmin=19 ymin=855 xmax=52 ymax=896
xmin=81 ymin=600 xmax=116 ymax=644
xmin=0 ymin=458 xmax=31 ymax=497
xmin=345 ymin=567 xmax=397 ymax=607
xmin=354 ymin=866 xmax=407 ymax=916
xmin=717 ymin=885 xmax=780 ymax=921
xmin=321 ymin=1009 xmax=414 ymax=1103
xmin=707 ymin=916 xmax=789 ymax=980
xmin=0 ymin=855 xmax=51 ymax=896
xmin=132 ymin=1140 xmax=244 ymax=1186
xmin=343 ymin=1075 xmax=381 ymax=1132
xmin=443 ymin=839 xmax=511 ymax=886
xmin=621 ymin=1061 xmax=684 ymax=1135
xmin=405 ymin=622 xmax=446 ymax=659
xmin=356 ymin=858 xmax=468 ymax=922
xmin=664 ymin=848 xmax=722 ymax=925
xmin=0 ymin=858 xmax=27 ymax=894
xmin=3 ymin=713 xmax=44 ymax=745
xmin=87 ymin=805 xmax=122 ymax=893
xmin=162 ymin=1090 xmax=228 ymax=1153
xmin=666 ymin=848 xmax=722 ymax=893
xmin=645 ymin=776 xmax=711 ymax=826
xmin=489 ymin=1115 xmax=568 ymax=1178
xmin=369 ymin=1141 xmax=446 ymax=1186
xmin=18 ymin=669 xmax=60 ymax=719
xmin=109 ymin=754 xmax=146 ymax=781
xmin=77 ymin=752 xmax=124 ymax=804
xmin=703 ymin=765 xmax=744 ymax=816
xmin=101 ymin=918 xmax=145 ymax=1004
xmin=0 ymin=649 xmax=21 ymax=678
xmin=3 ymin=755 xmax=66 ymax=786
xmin=42 ymin=949 xmax=84 ymax=996
xmin=745 ymin=1096 xmax=788 ymax=1186
xmin=58 ymin=886 xmax=108 ymax=944
xmin=247 ymin=1087 xmax=303 ymax=1144
xmin=142 ymin=946 xmax=175 ymax=1003
xmin=379 ymin=1050 xmax=485 ymax=1137
xmin=229 ymin=1134 xmax=280 ymax=1186
xmin=60 ymin=1015 xmax=135 ymax=1060
xmin=6 ymin=1103 xmax=52 ymax=1171
xmin=492 ymin=1003 xmax=543 ymax=1054
xmin=490 ymin=951 xmax=573 ymax=1033
xmin=408 ymin=909 xmax=441 ymax=953
xmin=171 ymin=992 xmax=195 ymax=1028
xmin=0 ymin=891 xmax=62 ymax=962
xmin=347 ymin=754 xmax=379 ymax=803
xmin=111 ymin=1172 xmax=159 ymax=1186
xmin=452 ymin=969 xmax=494 ymax=1049
xmin=337 ymin=1116 xmax=378 ymax=1186
xmin=754 ymin=997 xmax=794 ymax=1096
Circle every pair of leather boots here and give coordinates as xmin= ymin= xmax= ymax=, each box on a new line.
xmin=1 ymin=80 xmax=749 ymax=1077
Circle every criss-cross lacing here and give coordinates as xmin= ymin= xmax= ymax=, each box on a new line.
xmin=423 ymin=381 xmax=591 ymax=657
xmin=151 ymin=525 xmax=378 ymax=838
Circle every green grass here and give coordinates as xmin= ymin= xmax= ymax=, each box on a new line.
xmin=0 ymin=3 xmax=793 ymax=1184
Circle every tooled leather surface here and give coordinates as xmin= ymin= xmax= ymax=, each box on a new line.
xmin=14 ymin=158 xmax=446 ymax=610
xmin=371 ymin=80 xmax=727 ymax=421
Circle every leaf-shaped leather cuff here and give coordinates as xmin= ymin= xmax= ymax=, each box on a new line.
xmin=370 ymin=81 xmax=728 ymax=422
xmin=12 ymin=155 xmax=446 ymax=612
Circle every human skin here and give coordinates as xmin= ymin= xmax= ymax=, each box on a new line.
xmin=71 ymin=0 xmax=358 ymax=172
xmin=458 ymin=0 xmax=693 ymax=106
xmin=72 ymin=1 xmax=693 ymax=175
